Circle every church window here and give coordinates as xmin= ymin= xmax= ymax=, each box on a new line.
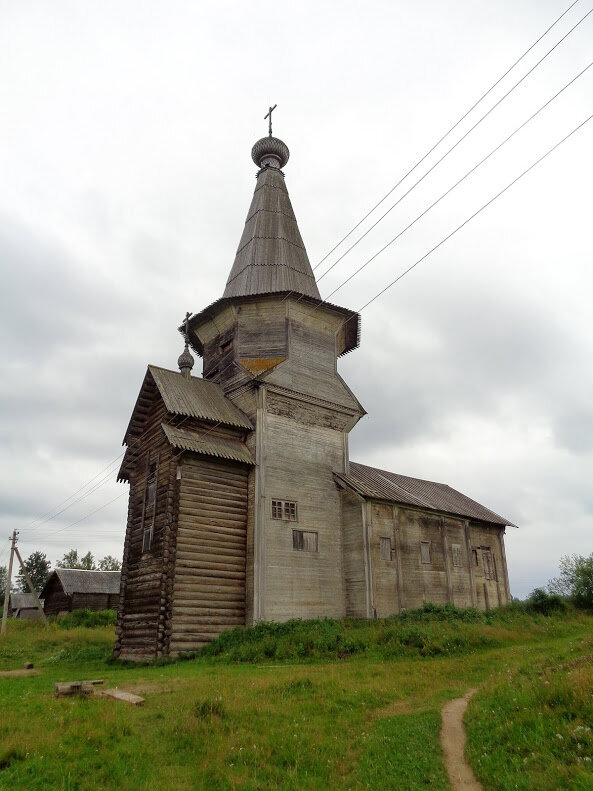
xmin=141 ymin=458 xmax=158 ymax=553
xmin=271 ymin=499 xmax=298 ymax=521
xmin=472 ymin=549 xmax=479 ymax=567
xmin=482 ymin=548 xmax=496 ymax=580
xmin=292 ymin=530 xmax=318 ymax=552
xmin=380 ymin=537 xmax=392 ymax=561
xmin=420 ymin=541 xmax=431 ymax=564
xmin=451 ymin=544 xmax=463 ymax=567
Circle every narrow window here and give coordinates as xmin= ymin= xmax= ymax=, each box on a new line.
xmin=451 ymin=543 xmax=463 ymax=567
xmin=482 ymin=548 xmax=496 ymax=580
xmin=420 ymin=541 xmax=431 ymax=565
xmin=142 ymin=460 xmax=158 ymax=553
xmin=472 ymin=548 xmax=479 ymax=567
xmin=292 ymin=530 xmax=318 ymax=552
xmin=380 ymin=537 xmax=392 ymax=561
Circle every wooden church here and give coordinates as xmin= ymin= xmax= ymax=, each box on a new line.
xmin=114 ymin=125 xmax=514 ymax=659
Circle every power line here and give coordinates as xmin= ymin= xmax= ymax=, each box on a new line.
xmin=322 ymin=58 xmax=593 ymax=303
xmin=312 ymin=0 xmax=583 ymax=274
xmin=355 ymin=111 xmax=593 ymax=315
xmin=315 ymin=4 xmax=593 ymax=287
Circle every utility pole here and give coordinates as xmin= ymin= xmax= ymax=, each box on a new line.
xmin=14 ymin=545 xmax=47 ymax=625
xmin=1 ymin=531 xmax=48 ymax=633
xmin=1 ymin=531 xmax=17 ymax=634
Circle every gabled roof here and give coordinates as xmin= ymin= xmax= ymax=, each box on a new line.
xmin=9 ymin=593 xmax=40 ymax=610
xmin=161 ymin=423 xmax=254 ymax=466
xmin=223 ymin=165 xmax=321 ymax=300
xmin=334 ymin=461 xmax=516 ymax=527
xmin=123 ymin=365 xmax=253 ymax=445
xmin=42 ymin=569 xmax=121 ymax=597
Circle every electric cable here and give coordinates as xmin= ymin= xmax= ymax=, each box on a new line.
xmin=313 ymin=0 xmax=583 ymax=273
xmin=314 ymin=5 xmax=593 ymax=287
xmin=321 ymin=58 xmax=593 ymax=303
xmin=354 ymin=111 xmax=593 ymax=315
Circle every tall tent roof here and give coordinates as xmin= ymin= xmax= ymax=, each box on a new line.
xmin=222 ymin=135 xmax=321 ymax=300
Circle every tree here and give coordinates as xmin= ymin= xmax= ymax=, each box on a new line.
xmin=56 ymin=549 xmax=96 ymax=570
xmin=97 ymin=555 xmax=121 ymax=571
xmin=16 ymin=551 xmax=51 ymax=594
xmin=0 ymin=566 xmax=7 ymax=608
xmin=548 ymin=553 xmax=593 ymax=609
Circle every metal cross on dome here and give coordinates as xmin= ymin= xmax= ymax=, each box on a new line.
xmin=183 ymin=311 xmax=192 ymax=343
xmin=264 ymin=104 xmax=277 ymax=136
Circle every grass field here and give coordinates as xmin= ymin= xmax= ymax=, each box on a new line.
xmin=0 ymin=605 xmax=592 ymax=791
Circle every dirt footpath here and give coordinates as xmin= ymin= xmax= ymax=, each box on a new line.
xmin=440 ymin=690 xmax=484 ymax=791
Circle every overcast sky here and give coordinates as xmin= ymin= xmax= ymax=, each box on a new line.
xmin=1 ymin=0 xmax=591 ymax=599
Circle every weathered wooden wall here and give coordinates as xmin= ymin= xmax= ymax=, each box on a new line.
xmin=71 ymin=593 xmax=119 ymax=611
xmin=115 ymin=396 xmax=172 ymax=658
xmin=43 ymin=576 xmax=71 ymax=616
xmin=259 ymin=411 xmax=347 ymax=621
xmin=169 ymin=455 xmax=248 ymax=653
xmin=341 ymin=501 xmax=511 ymax=616
xmin=341 ymin=489 xmax=367 ymax=617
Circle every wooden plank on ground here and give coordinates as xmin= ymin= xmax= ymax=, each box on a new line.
xmin=99 ymin=688 xmax=145 ymax=706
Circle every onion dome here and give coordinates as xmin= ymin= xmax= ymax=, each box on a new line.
xmin=251 ymin=136 xmax=290 ymax=170
xmin=178 ymin=345 xmax=194 ymax=378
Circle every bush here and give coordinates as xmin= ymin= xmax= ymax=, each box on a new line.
xmin=526 ymin=588 xmax=567 ymax=616
xmin=56 ymin=609 xmax=117 ymax=629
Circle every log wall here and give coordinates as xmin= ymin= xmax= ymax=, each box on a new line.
xmin=169 ymin=455 xmax=248 ymax=653
xmin=43 ymin=576 xmax=71 ymax=616
xmin=115 ymin=397 xmax=172 ymax=658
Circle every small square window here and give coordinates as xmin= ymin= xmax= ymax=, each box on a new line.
xmin=292 ymin=530 xmax=318 ymax=552
xmin=420 ymin=541 xmax=431 ymax=564
xmin=451 ymin=543 xmax=463 ymax=567
xmin=380 ymin=537 xmax=392 ymax=561
xmin=271 ymin=499 xmax=298 ymax=521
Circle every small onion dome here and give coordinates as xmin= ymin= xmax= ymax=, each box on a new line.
xmin=178 ymin=346 xmax=194 ymax=377
xmin=251 ymin=136 xmax=290 ymax=169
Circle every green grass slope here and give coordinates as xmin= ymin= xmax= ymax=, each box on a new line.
xmin=0 ymin=605 xmax=591 ymax=791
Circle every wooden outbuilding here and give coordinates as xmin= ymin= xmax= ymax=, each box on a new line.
xmin=41 ymin=569 xmax=120 ymax=616
xmin=114 ymin=129 xmax=515 ymax=660
xmin=8 ymin=593 xmax=45 ymax=620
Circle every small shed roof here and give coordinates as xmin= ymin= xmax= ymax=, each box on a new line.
xmin=43 ymin=569 xmax=121 ymax=597
xmin=334 ymin=461 xmax=516 ymax=527
xmin=161 ymin=423 xmax=255 ymax=465
xmin=9 ymin=593 xmax=39 ymax=610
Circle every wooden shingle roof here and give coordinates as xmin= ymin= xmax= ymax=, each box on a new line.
xmin=42 ymin=569 xmax=121 ymax=597
xmin=161 ymin=423 xmax=254 ymax=466
xmin=123 ymin=365 xmax=253 ymax=446
xmin=223 ymin=164 xmax=320 ymax=300
xmin=334 ymin=461 xmax=516 ymax=527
